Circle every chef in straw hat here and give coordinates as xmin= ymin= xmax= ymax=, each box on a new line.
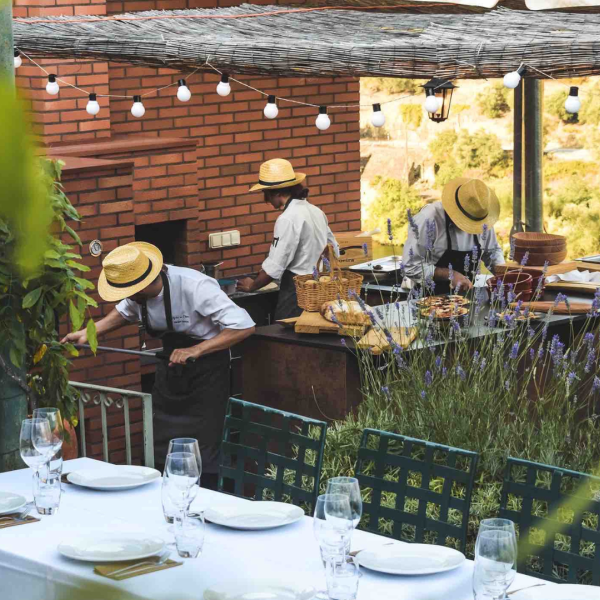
xmin=402 ymin=177 xmax=505 ymax=292
xmin=238 ymin=158 xmax=339 ymax=319
xmin=62 ymin=241 xmax=255 ymax=489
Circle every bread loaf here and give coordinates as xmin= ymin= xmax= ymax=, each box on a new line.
xmin=321 ymin=300 xmax=371 ymax=325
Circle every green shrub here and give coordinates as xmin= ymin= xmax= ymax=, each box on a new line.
xmin=360 ymin=124 xmax=389 ymax=140
xmin=579 ymin=81 xmax=600 ymax=126
xmin=476 ymin=82 xmax=511 ymax=119
xmin=546 ymin=90 xmax=578 ymax=124
xmin=362 ymin=78 xmax=422 ymax=96
xmin=400 ymin=104 xmax=422 ymax=129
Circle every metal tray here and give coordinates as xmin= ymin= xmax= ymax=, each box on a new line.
xmin=349 ymin=256 xmax=403 ymax=273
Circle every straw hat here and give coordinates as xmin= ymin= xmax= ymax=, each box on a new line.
xmin=249 ymin=158 xmax=306 ymax=192
xmin=98 ymin=242 xmax=163 ymax=302
xmin=442 ymin=177 xmax=500 ymax=235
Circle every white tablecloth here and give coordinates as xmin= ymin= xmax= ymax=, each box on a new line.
xmin=0 ymin=458 xmax=548 ymax=600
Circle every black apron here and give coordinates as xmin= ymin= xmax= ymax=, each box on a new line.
xmin=274 ymin=270 xmax=303 ymax=320
xmin=144 ymin=271 xmax=230 ymax=474
xmin=434 ymin=212 xmax=481 ymax=294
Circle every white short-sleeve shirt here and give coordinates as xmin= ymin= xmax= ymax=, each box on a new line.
xmin=262 ymin=198 xmax=339 ymax=280
xmin=115 ymin=266 xmax=255 ymax=340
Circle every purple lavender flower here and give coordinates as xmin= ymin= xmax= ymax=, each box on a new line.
xmin=529 ymin=347 xmax=535 ymax=360
xmin=442 ymin=367 xmax=448 ymax=377
xmin=396 ymin=354 xmax=406 ymax=369
xmin=424 ymin=275 xmax=436 ymax=295
xmin=593 ymin=376 xmax=600 ymax=394
xmin=504 ymin=380 xmax=510 ymax=391
xmin=420 ymin=390 xmax=427 ymax=400
xmin=349 ymin=290 xmax=367 ymax=311
xmin=567 ymin=371 xmax=577 ymax=387
xmin=482 ymin=223 xmax=489 ymax=244
xmin=448 ymin=263 xmax=454 ymax=287
xmin=541 ymin=323 xmax=549 ymax=344
xmin=435 ymin=356 xmax=442 ymax=371
xmin=554 ymin=293 xmax=567 ymax=308
xmin=329 ymin=307 xmax=342 ymax=327
xmin=507 ymin=285 xmax=516 ymax=304
xmin=387 ymin=218 xmax=394 ymax=241
xmin=528 ymin=327 xmax=535 ymax=339
xmin=464 ymin=253 xmax=471 ymax=275
xmin=381 ymin=386 xmax=391 ymax=398
xmin=362 ymin=242 xmax=368 ymax=256
xmin=406 ymin=209 xmax=418 ymax=238
xmin=455 ymin=365 xmax=466 ymax=381
xmin=408 ymin=247 xmax=414 ymax=262
xmin=520 ymin=251 xmax=529 ymax=267
xmin=425 ymin=370 xmax=433 ymax=387
xmin=473 ymin=350 xmax=480 ymax=366
xmin=549 ymin=334 xmax=565 ymax=369
xmin=538 ymin=345 xmax=544 ymax=359
xmin=480 ymin=358 xmax=487 ymax=371
xmin=451 ymin=319 xmax=461 ymax=334
xmin=323 ymin=257 xmax=331 ymax=272
xmin=312 ymin=267 xmax=319 ymax=280
xmin=340 ymin=337 xmax=346 ymax=347
xmin=585 ymin=332 xmax=595 ymax=347
xmin=510 ymin=342 xmax=519 ymax=360
xmin=426 ymin=219 xmax=436 ymax=252
xmin=585 ymin=346 xmax=596 ymax=374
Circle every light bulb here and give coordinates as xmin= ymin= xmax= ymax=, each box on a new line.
xmin=46 ymin=74 xmax=59 ymax=96
xmin=315 ymin=106 xmax=330 ymax=131
xmin=131 ymin=95 xmax=145 ymax=118
xmin=565 ymin=86 xmax=581 ymax=114
xmin=503 ymin=66 xmax=526 ymax=89
xmin=177 ymin=79 xmax=191 ymax=102
xmin=424 ymin=92 xmax=439 ymax=114
xmin=86 ymin=93 xmax=100 ymax=116
xmin=14 ymin=51 xmax=22 ymax=69
xmin=371 ymin=103 xmax=385 ymax=127
xmin=263 ymin=95 xmax=278 ymax=119
xmin=216 ymin=74 xmax=231 ymax=97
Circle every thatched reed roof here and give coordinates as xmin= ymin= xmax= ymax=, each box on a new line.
xmin=13 ymin=5 xmax=600 ymax=79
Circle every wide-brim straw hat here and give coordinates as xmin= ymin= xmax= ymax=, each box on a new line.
xmin=249 ymin=158 xmax=306 ymax=192
xmin=442 ymin=177 xmax=500 ymax=235
xmin=98 ymin=242 xmax=163 ymax=302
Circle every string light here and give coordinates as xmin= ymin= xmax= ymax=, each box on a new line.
xmin=46 ymin=74 xmax=59 ymax=96
xmin=565 ymin=86 xmax=581 ymax=114
xmin=371 ymin=103 xmax=385 ymax=127
xmin=14 ymin=50 xmax=22 ymax=69
xmin=131 ymin=95 xmax=145 ymax=118
xmin=216 ymin=74 xmax=231 ymax=97
xmin=315 ymin=106 xmax=330 ymax=131
xmin=503 ymin=66 xmax=526 ymax=89
xmin=177 ymin=79 xmax=191 ymax=102
xmin=86 ymin=93 xmax=100 ymax=116
xmin=424 ymin=89 xmax=439 ymax=113
xmin=264 ymin=95 xmax=278 ymax=119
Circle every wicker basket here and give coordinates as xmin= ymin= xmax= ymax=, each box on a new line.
xmin=294 ymin=250 xmax=363 ymax=312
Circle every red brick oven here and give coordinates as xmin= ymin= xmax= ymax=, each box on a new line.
xmin=14 ymin=0 xmax=362 ymax=462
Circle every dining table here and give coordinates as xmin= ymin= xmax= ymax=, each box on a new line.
xmin=0 ymin=457 xmax=554 ymax=600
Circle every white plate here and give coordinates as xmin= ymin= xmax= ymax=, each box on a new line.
xmin=67 ymin=466 xmax=161 ymax=491
xmin=514 ymin=584 xmax=600 ymax=600
xmin=205 ymin=501 xmax=304 ymax=530
xmin=204 ymin=581 xmax=315 ymax=600
xmin=357 ymin=543 xmax=465 ymax=575
xmin=58 ymin=534 xmax=165 ymax=563
xmin=0 ymin=491 xmax=27 ymax=515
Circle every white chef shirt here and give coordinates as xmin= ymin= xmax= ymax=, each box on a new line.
xmin=402 ymin=201 xmax=505 ymax=282
xmin=262 ymin=198 xmax=339 ymax=280
xmin=115 ymin=265 xmax=255 ymax=340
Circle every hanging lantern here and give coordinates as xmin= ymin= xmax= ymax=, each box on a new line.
xmin=421 ymin=79 xmax=457 ymax=123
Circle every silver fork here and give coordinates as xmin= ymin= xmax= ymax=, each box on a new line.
xmin=0 ymin=502 xmax=35 ymax=524
xmin=109 ymin=550 xmax=171 ymax=579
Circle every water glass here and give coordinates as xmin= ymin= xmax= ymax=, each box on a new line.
xmin=326 ymin=558 xmax=361 ymax=600
xmin=32 ymin=408 xmax=64 ymax=459
xmin=473 ymin=530 xmax=517 ymax=600
xmin=174 ymin=512 xmax=206 ymax=558
xmin=161 ymin=476 xmax=177 ymax=524
xmin=34 ymin=465 xmax=61 ymax=515
xmin=165 ymin=452 xmax=200 ymax=524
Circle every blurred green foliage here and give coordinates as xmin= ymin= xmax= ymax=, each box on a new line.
xmin=362 ymin=77 xmax=423 ymax=96
xmin=546 ymin=89 xmax=578 ymax=124
xmin=476 ymin=82 xmax=511 ymax=119
xmin=399 ymin=104 xmax=422 ymax=129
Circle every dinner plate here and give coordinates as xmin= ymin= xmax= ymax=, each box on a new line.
xmin=66 ymin=466 xmax=161 ymax=490
xmin=203 ymin=581 xmax=315 ymax=600
xmin=356 ymin=543 xmax=465 ymax=575
xmin=204 ymin=501 xmax=304 ymax=530
xmin=58 ymin=534 xmax=165 ymax=562
xmin=0 ymin=491 xmax=27 ymax=515
xmin=513 ymin=584 xmax=600 ymax=600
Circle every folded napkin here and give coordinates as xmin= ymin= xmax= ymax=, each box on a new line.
xmin=546 ymin=270 xmax=600 ymax=284
xmin=0 ymin=515 xmax=40 ymax=529
xmin=94 ymin=559 xmax=182 ymax=581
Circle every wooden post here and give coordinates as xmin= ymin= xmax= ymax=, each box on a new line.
xmin=0 ymin=1 xmax=14 ymax=83
xmin=511 ymin=82 xmax=523 ymax=235
xmin=523 ymin=79 xmax=544 ymax=232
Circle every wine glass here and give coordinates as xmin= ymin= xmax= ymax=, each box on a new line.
xmin=165 ymin=452 xmax=200 ymax=526
xmin=326 ymin=477 xmax=362 ymax=553
xmin=164 ymin=439 xmax=203 ymax=524
xmin=33 ymin=408 xmax=64 ymax=475
xmin=476 ymin=518 xmax=517 ymax=596
xmin=20 ymin=419 xmax=53 ymax=472
xmin=473 ymin=529 xmax=517 ymax=600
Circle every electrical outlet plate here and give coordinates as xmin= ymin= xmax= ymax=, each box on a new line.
xmin=209 ymin=230 xmax=241 ymax=249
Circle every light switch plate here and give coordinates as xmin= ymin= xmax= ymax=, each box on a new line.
xmin=209 ymin=230 xmax=241 ymax=249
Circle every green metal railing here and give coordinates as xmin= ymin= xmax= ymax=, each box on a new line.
xmin=70 ymin=382 xmax=154 ymax=468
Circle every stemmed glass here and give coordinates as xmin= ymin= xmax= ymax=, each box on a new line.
xmin=473 ymin=529 xmax=518 ymax=600
xmin=313 ymin=494 xmax=353 ymax=600
xmin=164 ymin=452 xmax=200 ymax=527
xmin=32 ymin=408 xmax=64 ymax=474
xmin=162 ymin=439 xmax=202 ymax=524
xmin=326 ymin=477 xmax=362 ymax=552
